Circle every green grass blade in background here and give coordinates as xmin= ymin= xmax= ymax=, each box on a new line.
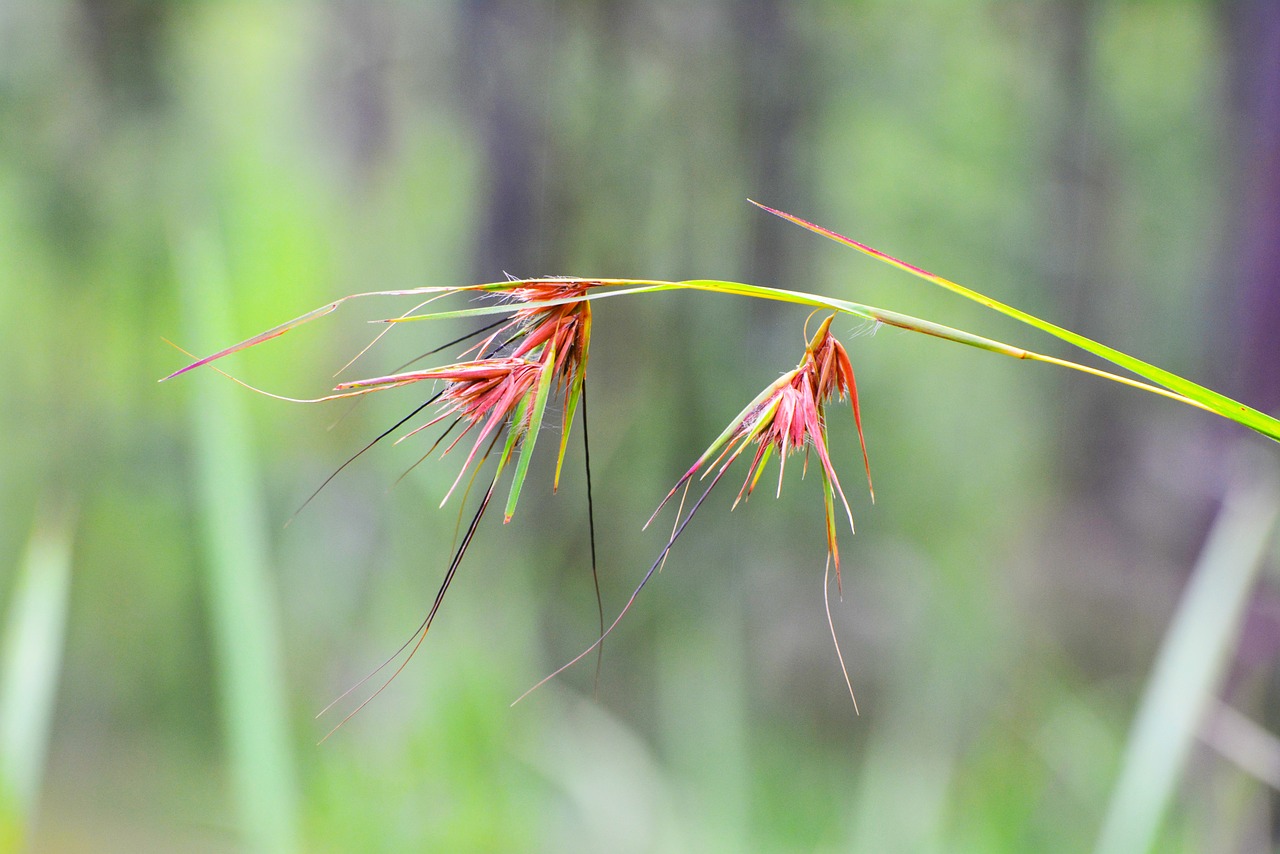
xmin=0 ymin=506 xmax=74 ymax=850
xmin=1093 ymin=449 xmax=1279 ymax=854
xmin=177 ymin=227 xmax=302 ymax=854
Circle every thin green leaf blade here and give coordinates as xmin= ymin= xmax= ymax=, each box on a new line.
xmin=505 ymin=344 xmax=557 ymax=521
xmin=752 ymin=201 xmax=1280 ymax=442
xmin=555 ymin=305 xmax=591 ymax=491
xmin=555 ymin=370 xmax=584 ymax=492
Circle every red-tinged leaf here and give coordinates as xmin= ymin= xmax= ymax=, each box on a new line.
xmin=160 ymin=301 xmax=341 ymax=381
xmin=751 ymin=200 xmax=1280 ymax=443
xmin=750 ymin=200 xmax=942 ymax=285
xmin=846 ymin=365 xmax=874 ymax=503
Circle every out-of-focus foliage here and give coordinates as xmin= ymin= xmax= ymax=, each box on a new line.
xmin=2 ymin=1 xmax=1278 ymax=851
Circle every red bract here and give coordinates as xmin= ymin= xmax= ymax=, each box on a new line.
xmin=808 ymin=316 xmax=873 ymax=502
xmin=337 ymin=357 xmax=546 ymax=505
xmin=475 ymin=279 xmax=596 ymax=491
xmin=473 ymin=279 xmax=593 ymax=384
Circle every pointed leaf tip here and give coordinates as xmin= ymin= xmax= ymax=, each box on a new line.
xmin=159 ymin=301 xmax=342 ymax=382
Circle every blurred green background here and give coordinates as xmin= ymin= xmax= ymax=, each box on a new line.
xmin=3 ymin=1 xmax=1280 ymax=851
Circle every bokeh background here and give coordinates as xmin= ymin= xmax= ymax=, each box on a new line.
xmin=2 ymin=1 xmax=1280 ymax=851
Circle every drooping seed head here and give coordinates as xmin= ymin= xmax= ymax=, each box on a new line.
xmin=650 ymin=315 xmax=872 ymax=580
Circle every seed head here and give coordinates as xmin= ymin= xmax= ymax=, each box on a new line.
xmin=650 ymin=315 xmax=873 ymax=584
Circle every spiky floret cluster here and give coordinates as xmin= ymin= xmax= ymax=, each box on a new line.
xmin=277 ymin=280 xmax=599 ymax=736
xmin=337 ymin=357 xmax=545 ymax=502
xmin=317 ymin=278 xmax=597 ymax=521
xmin=496 ymin=278 xmax=594 ymax=382
xmin=477 ymin=279 xmax=594 ymax=493
xmin=514 ymin=314 xmax=876 ymax=708
xmin=649 ymin=314 xmax=873 ymax=584
xmin=161 ymin=276 xmax=600 ymax=523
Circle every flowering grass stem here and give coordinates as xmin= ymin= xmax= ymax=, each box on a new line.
xmin=160 ymin=203 xmax=1280 ymax=724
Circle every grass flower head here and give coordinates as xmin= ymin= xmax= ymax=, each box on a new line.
xmin=650 ymin=314 xmax=873 ymax=581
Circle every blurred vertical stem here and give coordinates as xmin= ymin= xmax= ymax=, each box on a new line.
xmin=1094 ymin=449 xmax=1279 ymax=854
xmin=177 ymin=226 xmax=301 ymax=854
xmin=0 ymin=505 xmax=74 ymax=849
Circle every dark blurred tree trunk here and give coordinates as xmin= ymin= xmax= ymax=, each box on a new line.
xmin=1034 ymin=0 xmax=1176 ymax=682
xmin=76 ymin=0 xmax=169 ymax=108
xmin=1222 ymin=0 xmax=1280 ymax=842
xmin=729 ymin=0 xmax=816 ymax=295
xmin=457 ymin=0 xmax=558 ymax=280
xmin=321 ymin=4 xmax=394 ymax=181
xmin=1041 ymin=0 xmax=1129 ymax=499
xmin=1226 ymin=1 xmax=1280 ymax=416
